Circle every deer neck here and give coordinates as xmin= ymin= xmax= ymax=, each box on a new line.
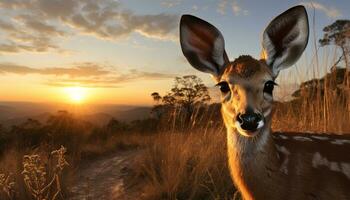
xmin=226 ymin=124 xmax=284 ymax=200
xmin=226 ymin=125 xmax=278 ymax=166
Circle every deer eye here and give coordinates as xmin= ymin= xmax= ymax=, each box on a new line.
xmin=216 ymin=81 xmax=230 ymax=93
xmin=263 ymin=80 xmax=277 ymax=95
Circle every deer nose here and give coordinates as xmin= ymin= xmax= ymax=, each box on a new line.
xmin=237 ymin=112 xmax=263 ymax=131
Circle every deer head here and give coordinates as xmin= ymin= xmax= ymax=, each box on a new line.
xmin=180 ymin=6 xmax=309 ymax=138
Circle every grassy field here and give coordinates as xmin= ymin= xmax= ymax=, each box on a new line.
xmin=0 ymin=44 xmax=349 ymax=200
xmin=0 ymin=67 xmax=349 ymax=199
xmin=128 ymin=130 xmax=233 ymax=200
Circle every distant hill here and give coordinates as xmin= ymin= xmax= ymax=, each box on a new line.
xmin=0 ymin=101 xmax=152 ymax=128
xmin=113 ymin=107 xmax=151 ymax=122
xmin=0 ymin=112 xmax=51 ymax=128
xmin=0 ymin=102 xmax=65 ymax=121
xmin=81 ymin=113 xmax=114 ymax=126
xmin=292 ymin=67 xmax=349 ymax=99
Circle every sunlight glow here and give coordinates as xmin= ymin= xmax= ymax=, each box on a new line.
xmin=65 ymin=86 xmax=87 ymax=104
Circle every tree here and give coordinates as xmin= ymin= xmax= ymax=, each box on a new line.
xmin=151 ymin=92 xmax=162 ymax=104
xmin=319 ymin=20 xmax=350 ymax=68
xmin=11 ymin=118 xmax=46 ymax=148
xmin=152 ymin=75 xmax=210 ymax=107
xmin=106 ymin=118 xmax=128 ymax=133
xmin=171 ymin=75 xmax=211 ymax=106
xmin=151 ymin=75 xmax=211 ymax=126
xmin=150 ymin=92 xmax=165 ymax=120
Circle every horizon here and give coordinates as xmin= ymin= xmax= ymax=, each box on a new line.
xmin=0 ymin=0 xmax=349 ymax=105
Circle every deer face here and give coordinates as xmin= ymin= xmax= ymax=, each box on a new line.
xmin=180 ymin=6 xmax=309 ymax=137
xmin=219 ymin=56 xmax=274 ymax=137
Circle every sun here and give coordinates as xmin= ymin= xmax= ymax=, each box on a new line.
xmin=65 ymin=86 xmax=87 ymax=104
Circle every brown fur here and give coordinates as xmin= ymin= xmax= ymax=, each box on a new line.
xmin=228 ymin=131 xmax=350 ymax=200
xmin=220 ymin=56 xmax=272 ymax=122
xmin=225 ymin=55 xmax=266 ymax=78
xmin=221 ymin=57 xmax=350 ymax=200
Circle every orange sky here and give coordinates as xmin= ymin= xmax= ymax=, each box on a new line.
xmin=0 ymin=0 xmax=348 ymax=105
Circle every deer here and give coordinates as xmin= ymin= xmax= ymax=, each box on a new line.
xmin=180 ymin=5 xmax=350 ymax=200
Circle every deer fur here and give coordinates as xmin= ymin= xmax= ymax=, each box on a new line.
xmin=180 ymin=5 xmax=350 ymax=200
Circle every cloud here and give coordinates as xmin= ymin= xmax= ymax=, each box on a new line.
xmin=217 ymin=0 xmax=228 ymax=15
xmin=0 ymin=19 xmax=16 ymax=32
xmin=45 ymin=79 xmax=120 ymax=88
xmin=127 ymin=69 xmax=176 ymax=79
xmin=46 ymin=69 xmax=176 ymax=88
xmin=0 ymin=0 xmax=179 ymax=54
xmin=217 ymin=0 xmax=248 ymax=16
xmin=161 ymin=0 xmax=182 ymax=8
xmin=63 ymin=3 xmax=179 ymax=41
xmin=0 ymin=62 xmax=176 ymax=88
xmin=16 ymin=15 xmax=66 ymax=36
xmin=0 ymin=35 xmax=62 ymax=54
xmin=231 ymin=1 xmax=249 ymax=16
xmin=0 ymin=62 xmax=110 ymax=77
xmin=0 ymin=16 xmax=65 ymax=54
xmin=302 ymin=2 xmax=342 ymax=18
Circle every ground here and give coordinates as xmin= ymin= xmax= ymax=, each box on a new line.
xmin=69 ymin=150 xmax=138 ymax=200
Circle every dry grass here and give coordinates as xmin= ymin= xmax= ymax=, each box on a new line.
xmin=0 ymin=146 xmax=69 ymax=200
xmin=80 ymin=133 xmax=149 ymax=160
xmin=129 ymin=129 xmax=235 ymax=200
xmin=272 ymin=58 xmax=350 ymax=133
xmin=272 ymin=94 xmax=350 ymax=133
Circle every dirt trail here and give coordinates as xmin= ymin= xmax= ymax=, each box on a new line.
xmin=69 ymin=150 xmax=138 ymax=200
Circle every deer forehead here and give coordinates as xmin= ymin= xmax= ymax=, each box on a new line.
xmin=222 ymin=55 xmax=273 ymax=84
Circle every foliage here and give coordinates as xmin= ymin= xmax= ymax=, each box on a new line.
xmin=106 ymin=118 xmax=129 ymax=133
xmin=169 ymin=75 xmax=211 ymax=106
xmin=153 ymin=75 xmax=210 ymax=105
xmin=151 ymin=75 xmax=212 ymax=130
xmin=319 ymin=20 xmax=350 ymax=67
xmin=151 ymin=92 xmax=162 ymax=104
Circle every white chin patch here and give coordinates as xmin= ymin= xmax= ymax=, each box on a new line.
xmin=234 ymin=120 xmax=265 ymax=137
xmin=257 ymin=120 xmax=264 ymax=129
xmin=235 ymin=121 xmax=243 ymax=130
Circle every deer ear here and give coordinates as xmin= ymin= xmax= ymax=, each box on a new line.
xmin=180 ymin=15 xmax=229 ymax=80
xmin=261 ymin=5 xmax=309 ymax=77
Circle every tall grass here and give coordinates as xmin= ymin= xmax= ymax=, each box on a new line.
xmin=273 ymin=47 xmax=350 ymax=133
xmin=129 ymin=130 xmax=234 ymax=200
xmin=0 ymin=146 xmax=69 ymax=200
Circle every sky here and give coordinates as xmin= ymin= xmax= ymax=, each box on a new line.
xmin=0 ymin=0 xmax=349 ymax=105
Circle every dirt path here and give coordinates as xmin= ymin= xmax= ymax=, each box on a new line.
xmin=69 ymin=150 xmax=138 ymax=200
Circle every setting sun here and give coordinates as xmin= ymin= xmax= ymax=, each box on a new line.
xmin=65 ymin=86 xmax=87 ymax=104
